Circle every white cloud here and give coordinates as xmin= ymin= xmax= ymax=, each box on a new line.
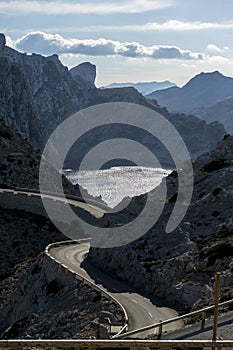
xmin=0 ymin=0 xmax=173 ymax=15
xmin=207 ymin=44 xmax=230 ymax=53
xmin=3 ymin=20 xmax=233 ymax=37
xmin=5 ymin=35 xmax=15 ymax=48
xmin=40 ymin=20 xmax=233 ymax=33
xmin=14 ymin=31 xmax=207 ymax=61
xmin=148 ymin=19 xmax=233 ymax=31
xmin=207 ymin=44 xmax=222 ymax=53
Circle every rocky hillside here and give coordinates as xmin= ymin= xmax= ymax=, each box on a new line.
xmin=0 ymin=207 xmax=123 ymax=339
xmin=193 ymin=95 xmax=233 ymax=134
xmin=147 ymin=71 xmax=233 ymax=134
xmin=0 ymin=118 xmax=121 ymax=338
xmin=0 ymin=118 xmax=84 ymax=198
xmin=88 ymin=134 xmax=233 ymax=312
xmin=65 ymin=86 xmax=226 ymax=168
xmin=0 ymin=33 xmax=93 ymax=149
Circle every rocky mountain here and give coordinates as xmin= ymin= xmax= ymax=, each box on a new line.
xmin=147 ymin=71 xmax=233 ymax=134
xmin=147 ymin=71 xmax=233 ymax=113
xmin=88 ymin=134 xmax=233 ymax=312
xmin=0 ymin=33 xmax=226 ymax=169
xmin=65 ymin=86 xmax=226 ymax=169
xmin=0 ymin=33 xmax=94 ymax=149
xmin=101 ymin=80 xmax=176 ymax=95
xmin=70 ymin=61 xmax=96 ymax=89
xmin=193 ymin=95 xmax=233 ymax=134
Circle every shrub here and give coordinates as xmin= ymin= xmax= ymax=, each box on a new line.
xmin=201 ymin=159 xmax=225 ymax=172
xmin=212 ymin=187 xmax=223 ymax=196
xmin=205 ymin=242 xmax=233 ymax=266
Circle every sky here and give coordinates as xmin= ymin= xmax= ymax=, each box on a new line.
xmin=1 ymin=0 xmax=233 ymax=86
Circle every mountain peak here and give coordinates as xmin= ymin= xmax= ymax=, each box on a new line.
xmin=70 ymin=62 xmax=96 ymax=87
xmin=185 ymin=70 xmax=227 ymax=85
xmin=147 ymin=70 xmax=233 ymax=133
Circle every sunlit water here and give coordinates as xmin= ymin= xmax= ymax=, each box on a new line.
xmin=63 ymin=166 xmax=171 ymax=208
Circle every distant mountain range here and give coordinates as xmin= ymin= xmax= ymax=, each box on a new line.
xmin=147 ymin=71 xmax=233 ymax=133
xmin=101 ymin=80 xmax=176 ymax=95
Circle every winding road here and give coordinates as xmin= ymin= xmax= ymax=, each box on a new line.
xmin=1 ymin=187 xmax=183 ymax=338
xmin=49 ymin=242 xmax=183 ymax=338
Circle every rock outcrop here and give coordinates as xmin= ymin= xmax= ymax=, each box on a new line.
xmin=70 ymin=62 xmax=96 ymax=89
xmin=0 ymin=34 xmax=91 ymax=148
xmin=88 ymin=135 xmax=233 ymax=311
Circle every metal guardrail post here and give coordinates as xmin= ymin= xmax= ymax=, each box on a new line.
xmin=202 ymin=311 xmax=206 ymax=321
xmin=158 ymin=320 xmax=163 ymax=339
xmin=213 ymin=272 xmax=221 ymax=350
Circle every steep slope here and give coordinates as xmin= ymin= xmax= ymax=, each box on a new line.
xmin=64 ymin=86 xmax=225 ymax=168
xmin=101 ymin=80 xmax=176 ymax=95
xmin=193 ymin=95 xmax=233 ymax=134
xmin=147 ymin=71 xmax=233 ymax=115
xmin=0 ymin=118 xmax=82 ymax=196
xmin=0 ymin=56 xmax=48 ymax=149
xmin=88 ymin=134 xmax=233 ymax=312
xmin=64 ymin=86 xmax=226 ymax=168
xmin=0 ymin=119 xmax=118 ymax=339
xmin=0 ymin=34 xmax=94 ymax=148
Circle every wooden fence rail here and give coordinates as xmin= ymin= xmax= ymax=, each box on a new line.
xmin=1 ymin=339 xmax=233 ymax=349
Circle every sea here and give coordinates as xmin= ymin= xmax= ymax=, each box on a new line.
xmin=63 ymin=166 xmax=171 ymax=208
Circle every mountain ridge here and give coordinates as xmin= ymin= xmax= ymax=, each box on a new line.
xmin=147 ymin=70 xmax=233 ymax=133
xmin=101 ymin=80 xmax=176 ymax=95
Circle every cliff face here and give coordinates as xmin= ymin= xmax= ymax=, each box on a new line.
xmin=88 ymin=135 xmax=233 ymax=311
xmin=0 ymin=36 xmax=95 ymax=148
xmin=0 ymin=56 xmax=48 ymax=149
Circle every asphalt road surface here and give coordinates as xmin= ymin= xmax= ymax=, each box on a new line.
xmin=50 ymin=242 xmax=183 ymax=338
xmin=0 ymin=188 xmax=105 ymax=218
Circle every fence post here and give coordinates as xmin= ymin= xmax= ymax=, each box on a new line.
xmin=158 ymin=320 xmax=163 ymax=339
xmin=201 ymin=311 xmax=206 ymax=329
xmin=212 ymin=272 xmax=221 ymax=350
